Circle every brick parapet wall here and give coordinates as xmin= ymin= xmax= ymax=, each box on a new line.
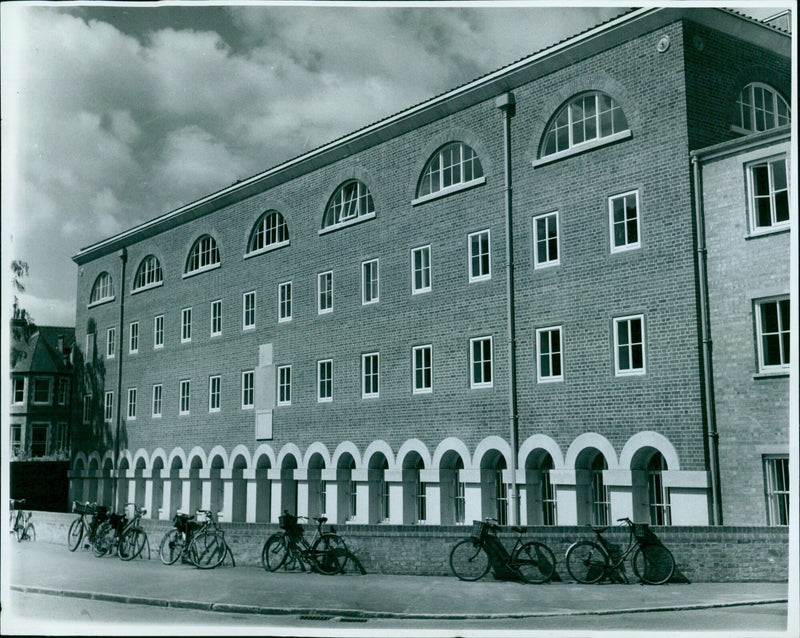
xmin=29 ymin=511 xmax=788 ymax=582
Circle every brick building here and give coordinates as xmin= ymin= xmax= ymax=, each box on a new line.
xmin=69 ymin=8 xmax=792 ymax=528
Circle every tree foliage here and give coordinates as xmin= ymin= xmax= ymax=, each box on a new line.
xmin=11 ymin=260 xmax=35 ymax=367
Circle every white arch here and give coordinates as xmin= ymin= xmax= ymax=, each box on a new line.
xmin=331 ymin=441 xmax=362 ymax=469
xmin=276 ymin=443 xmax=303 ymax=468
xmin=186 ymin=446 xmax=207 ymax=469
xmin=132 ymin=448 xmax=150 ymax=469
xmin=207 ymin=445 xmax=229 ymax=468
xmin=518 ymin=434 xmax=565 ymax=469
xmin=362 ymin=440 xmax=395 ymax=468
xmin=101 ymin=450 xmax=114 ymax=469
xmin=73 ymin=451 xmax=88 ymax=471
xmin=432 ymin=437 xmax=472 ymax=469
xmin=253 ymin=444 xmax=276 ymax=469
xmin=472 ymin=436 xmax=512 ymax=468
xmin=619 ymin=431 xmax=680 ymax=471
xmin=150 ymin=448 xmax=169 ymax=469
xmin=395 ymin=438 xmax=432 ymax=469
xmin=167 ymin=447 xmax=188 ymax=469
xmin=564 ymin=433 xmax=619 ymax=470
xmin=87 ymin=450 xmax=102 ymax=470
xmin=302 ymin=442 xmax=332 ymax=469
xmin=117 ymin=449 xmax=133 ymax=468
xmin=229 ymin=444 xmax=252 ymax=469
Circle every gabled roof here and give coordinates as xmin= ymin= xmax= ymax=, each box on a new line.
xmin=11 ymin=325 xmax=75 ymax=375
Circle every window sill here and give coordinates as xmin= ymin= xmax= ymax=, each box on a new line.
xmin=615 ymin=370 xmax=646 ymax=378
xmin=753 ymin=371 xmax=789 ymax=380
xmin=244 ymin=240 xmax=290 ymax=260
xmin=278 ymin=317 xmax=292 ymax=324
xmin=534 ymin=260 xmax=560 ymax=271
xmin=183 ymin=263 xmax=220 ymax=279
xmin=746 ymin=226 xmax=790 ymax=240
xmin=537 ymin=377 xmax=563 ymax=384
xmin=319 ymin=212 xmax=376 ymax=235
xmin=131 ymin=282 xmax=163 ymax=295
xmin=88 ymin=297 xmax=115 ymax=309
xmin=533 ymin=130 xmax=632 ymax=168
xmin=411 ymin=176 xmax=486 ymax=206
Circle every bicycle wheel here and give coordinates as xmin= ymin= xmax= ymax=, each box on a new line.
xmin=261 ymin=533 xmax=289 ymax=571
xmin=159 ymin=529 xmax=186 ymax=565
xmin=21 ymin=523 xmax=36 ymax=542
xmin=311 ymin=533 xmax=348 ymax=575
xmin=67 ymin=519 xmax=84 ymax=551
xmin=119 ymin=527 xmax=147 ymax=561
xmin=92 ymin=522 xmax=115 ymax=557
xmin=512 ymin=541 xmax=556 ymax=584
xmin=632 ymin=543 xmax=675 ymax=585
xmin=565 ymin=540 xmax=608 ymax=584
xmin=189 ymin=530 xmax=227 ymax=569
xmin=449 ymin=539 xmax=491 ymax=581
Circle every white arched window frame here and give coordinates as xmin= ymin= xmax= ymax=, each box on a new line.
xmin=89 ymin=272 xmax=115 ymax=306
xmin=320 ymin=180 xmax=375 ymax=233
xmin=733 ymin=83 xmax=790 ymax=134
xmin=132 ymin=255 xmax=163 ymax=293
xmin=184 ymin=235 xmax=220 ymax=277
xmin=413 ymin=142 xmax=485 ymax=205
xmin=535 ymin=92 xmax=630 ymax=166
xmin=246 ymin=211 xmax=289 ymax=257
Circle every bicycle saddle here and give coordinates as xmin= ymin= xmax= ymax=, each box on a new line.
xmin=591 ymin=526 xmax=609 ymax=533
xmin=512 ymin=526 xmax=527 ymax=534
xmin=316 ymin=516 xmax=328 ymax=524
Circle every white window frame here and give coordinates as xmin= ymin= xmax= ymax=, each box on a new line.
xmin=411 ymin=245 xmax=431 ymax=294
xmin=412 ymin=345 xmax=433 ymax=394
xmin=241 ymin=370 xmax=254 ymax=410
xmin=106 ymin=327 xmax=116 ymax=359
xmin=468 ymin=230 xmax=491 ymax=283
xmin=12 ymin=378 xmax=25 ymax=405
xmin=32 ymin=377 xmax=52 ymax=405
xmin=533 ymin=212 xmax=560 ymax=268
xmin=755 ymin=297 xmax=790 ymax=373
xmin=362 ymin=352 xmax=380 ymax=399
xmin=277 ymin=365 xmax=291 ymax=406
xmin=536 ymin=326 xmax=564 ymax=383
xmin=747 ymin=156 xmax=790 ymax=234
xmin=10 ymin=423 xmax=22 ymax=455
xmin=243 ymin=291 xmax=256 ymax=330
xmin=414 ymin=142 xmax=485 ymax=204
xmin=208 ymin=375 xmax=221 ymax=413
xmin=733 ymin=82 xmax=791 ymax=134
xmin=470 ymin=336 xmax=493 ymax=389
xmin=211 ymin=300 xmax=222 ymax=337
xmin=104 ymin=391 xmax=114 ymax=423
xmin=129 ymin=321 xmax=139 ymax=354
xmin=82 ymin=395 xmax=92 ymax=424
xmin=179 ymin=380 xmax=191 ymax=415
xmin=764 ymin=455 xmax=789 ymax=526
xmin=614 ymin=314 xmax=646 ymax=376
xmin=152 ymin=384 xmax=162 ymax=418
xmin=181 ymin=308 xmax=192 ymax=343
xmin=317 ymin=359 xmax=333 ymax=403
xmin=362 ymin=259 xmax=379 ymax=305
xmin=127 ymin=388 xmax=137 ymax=421
xmin=30 ymin=422 xmax=49 ymax=457
xmin=184 ymin=235 xmax=220 ymax=277
xmin=85 ymin=333 xmax=95 ymax=360
xmin=154 ymin=315 xmax=164 ymax=349
xmin=318 ymin=271 xmax=333 ymax=314
xmin=609 ymin=190 xmax=641 ymax=253
xmin=278 ymin=282 xmax=292 ymax=323
xmin=58 ymin=378 xmax=70 ymax=405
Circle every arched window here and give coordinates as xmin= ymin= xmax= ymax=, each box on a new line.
xmin=90 ymin=272 xmax=115 ymax=304
xmin=322 ymin=180 xmax=375 ymax=230
xmin=417 ymin=142 xmax=484 ymax=199
xmin=540 ymin=455 xmax=557 ymax=526
xmin=184 ymin=235 xmax=220 ymax=275
xmin=734 ymin=83 xmax=790 ymax=133
xmin=541 ymin=92 xmax=628 ymax=158
xmin=132 ymin=255 xmax=163 ymax=291
xmin=590 ymin=454 xmax=609 ymax=526
xmin=647 ymin=452 xmax=671 ymax=525
xmin=247 ymin=211 xmax=289 ymax=255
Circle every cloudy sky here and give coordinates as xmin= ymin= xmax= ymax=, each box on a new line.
xmin=1 ymin=2 xmax=783 ymax=327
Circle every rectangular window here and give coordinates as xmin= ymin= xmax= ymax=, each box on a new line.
xmin=318 ymin=271 xmax=333 ymax=314
xmin=533 ymin=212 xmax=560 ymax=268
xmin=85 ymin=333 xmax=95 ymax=361
xmin=12 ymin=378 xmax=24 ymax=404
xmin=749 ymin=157 xmax=789 ymax=232
xmin=278 ymin=282 xmax=292 ymax=322
xmin=468 ymin=230 xmax=491 ymax=282
xmin=152 ymin=384 xmax=162 ymax=418
xmin=470 ymin=336 xmax=493 ymax=388
xmin=756 ymin=297 xmax=790 ymax=372
xmin=242 ymin=370 xmax=254 ymax=409
xmin=127 ymin=388 xmax=137 ymax=420
xmin=179 ymin=380 xmax=190 ymax=415
xmin=536 ymin=326 xmax=563 ymax=382
xmin=412 ymin=345 xmax=433 ymax=394
xmin=243 ymin=292 xmax=256 ymax=330
xmin=362 ymin=353 xmax=380 ymax=398
xmin=411 ymin=245 xmax=431 ymax=294
xmin=362 ymin=259 xmax=379 ymax=305
xmin=211 ymin=300 xmax=222 ymax=336
xmin=129 ymin=321 xmax=139 ymax=353
xmin=181 ymin=308 xmax=192 ymax=342
xmin=764 ymin=455 xmax=789 ymax=526
xmin=609 ymin=190 xmax=640 ymax=252
xmin=614 ymin=315 xmax=646 ymax=375
xmin=104 ymin=391 xmax=114 ymax=423
xmin=11 ymin=424 xmax=22 ymax=455
xmin=209 ymin=375 xmax=221 ymax=412
xmin=32 ymin=377 xmax=52 ymax=405
xmin=107 ymin=327 xmax=116 ymax=359
xmin=82 ymin=395 xmax=92 ymax=424
xmin=58 ymin=378 xmax=70 ymax=405
xmin=55 ymin=422 xmax=68 ymax=454
xmin=30 ymin=423 xmax=48 ymax=457
xmin=277 ymin=366 xmax=291 ymax=406
xmin=318 ymin=359 xmax=333 ymax=402
xmin=154 ymin=315 xmax=164 ymax=349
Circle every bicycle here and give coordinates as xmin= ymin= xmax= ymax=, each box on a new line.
xmin=449 ymin=519 xmax=555 ymax=583
xmin=159 ymin=512 xmax=199 ymax=565
xmin=565 ymin=517 xmax=675 ymax=585
xmin=262 ymin=511 xmax=348 ymax=575
xmin=92 ymin=503 xmax=150 ymax=561
xmin=184 ymin=509 xmax=235 ymax=569
xmin=67 ymin=501 xmax=109 ymax=551
xmin=9 ymin=499 xmax=35 ymax=542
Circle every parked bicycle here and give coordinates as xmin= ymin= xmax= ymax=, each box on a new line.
xmin=449 ymin=519 xmax=555 ymax=583
xmin=9 ymin=499 xmax=35 ymax=542
xmin=565 ymin=517 xmax=675 ymax=585
xmin=159 ymin=511 xmax=198 ymax=565
xmin=67 ymin=501 xmax=109 ymax=551
xmin=262 ymin=511 xmax=348 ymax=575
xmin=159 ymin=509 xmax=234 ymax=569
xmin=92 ymin=503 xmax=150 ymax=561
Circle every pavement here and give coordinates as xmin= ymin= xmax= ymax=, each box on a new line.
xmin=3 ymin=541 xmax=789 ymax=622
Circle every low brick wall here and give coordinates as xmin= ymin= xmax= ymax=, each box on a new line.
xmin=27 ymin=511 xmax=788 ymax=582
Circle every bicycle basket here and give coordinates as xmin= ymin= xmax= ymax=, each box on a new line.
xmin=73 ymin=501 xmax=92 ymax=515
xmin=94 ymin=505 xmax=109 ymax=519
xmin=470 ymin=520 xmax=496 ymax=542
xmin=279 ymin=512 xmax=297 ymax=530
xmin=173 ymin=513 xmax=191 ymax=533
xmin=633 ymin=523 xmax=650 ymax=540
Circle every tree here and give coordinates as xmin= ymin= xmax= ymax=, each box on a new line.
xmin=11 ymin=260 xmax=35 ymax=367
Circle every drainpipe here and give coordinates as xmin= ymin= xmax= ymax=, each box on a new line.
xmin=496 ymin=92 xmax=520 ymax=526
xmin=691 ymin=156 xmax=722 ymax=525
xmin=112 ymin=247 xmax=128 ymax=510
